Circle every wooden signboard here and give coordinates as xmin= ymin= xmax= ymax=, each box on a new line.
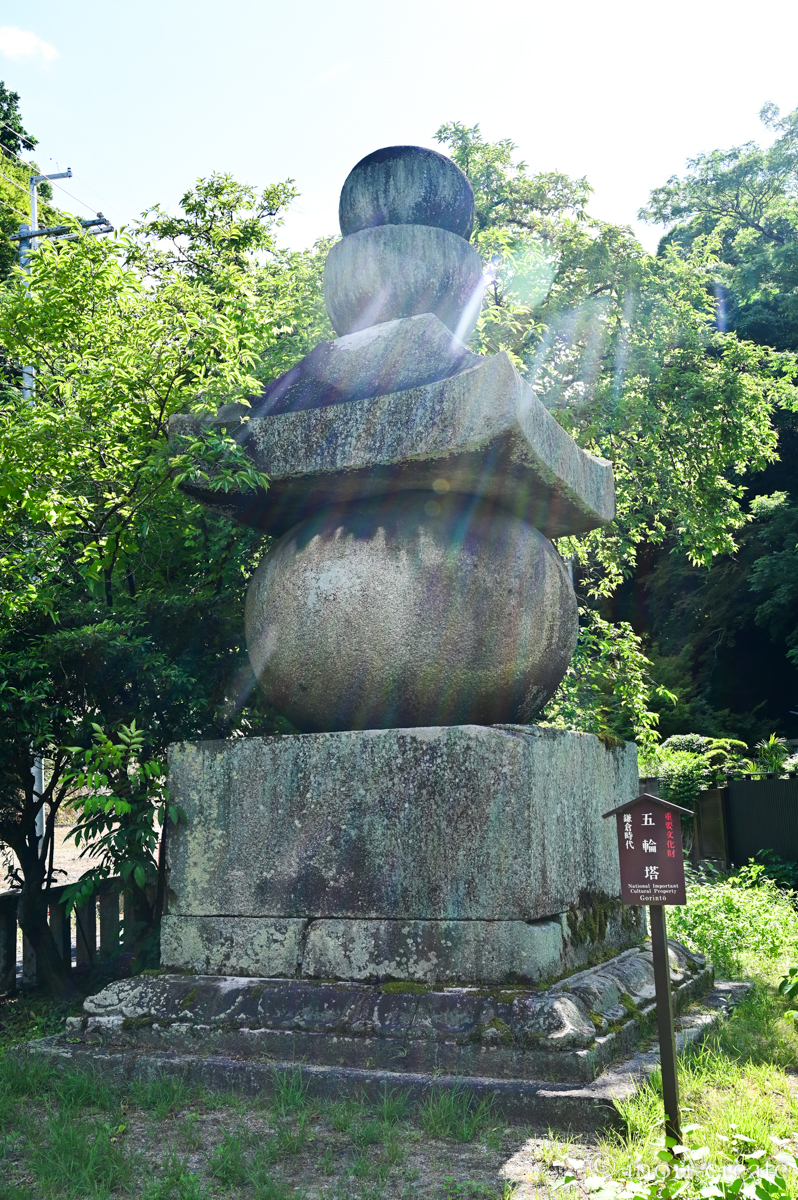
xmin=603 ymin=792 xmax=691 ymax=1145
xmin=605 ymin=793 xmax=689 ymax=907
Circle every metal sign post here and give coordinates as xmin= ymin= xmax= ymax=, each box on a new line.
xmin=603 ymin=792 xmax=691 ymax=1144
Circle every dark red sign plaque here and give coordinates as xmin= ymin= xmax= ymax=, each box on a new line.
xmin=603 ymin=791 xmax=692 ymax=1145
xmin=603 ymin=793 xmax=690 ymax=906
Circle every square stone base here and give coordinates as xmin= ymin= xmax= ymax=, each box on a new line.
xmin=164 ymin=724 xmax=640 ymax=984
xmin=25 ymin=942 xmax=741 ymax=1133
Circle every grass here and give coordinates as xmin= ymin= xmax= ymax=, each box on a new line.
xmin=4 ymin=867 xmax=797 ymax=1197
xmin=0 ymin=1041 xmax=513 ymax=1198
xmin=580 ymin=977 xmax=798 ymax=1196
xmin=129 ymin=1076 xmax=195 ymax=1120
xmin=420 ymin=1087 xmax=500 ymax=1147
xmin=3 ymin=979 xmax=792 ymax=1198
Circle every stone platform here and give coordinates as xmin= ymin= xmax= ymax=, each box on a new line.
xmin=162 ymin=725 xmax=644 ymax=984
xmin=25 ymin=940 xmax=740 ymax=1131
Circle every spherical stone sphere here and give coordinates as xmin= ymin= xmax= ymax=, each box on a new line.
xmin=245 ymin=493 xmax=577 ymax=733
xmin=324 ymin=225 xmax=484 ymax=339
xmin=339 ymin=145 xmax=475 ymax=241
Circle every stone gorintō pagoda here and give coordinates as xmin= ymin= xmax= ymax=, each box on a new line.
xmin=32 ymin=145 xmax=714 ymax=1130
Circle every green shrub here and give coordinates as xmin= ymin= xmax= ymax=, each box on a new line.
xmin=668 ymin=867 xmax=798 ymax=977
xmin=558 ymin=1135 xmax=798 ymax=1198
xmin=755 ymin=733 xmax=790 ymax=772
xmin=752 ymin=850 xmax=798 ymax=891
xmin=640 ymin=735 xmax=749 ymax=809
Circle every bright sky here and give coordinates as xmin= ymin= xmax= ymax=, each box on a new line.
xmin=1 ymin=0 xmax=796 ymax=254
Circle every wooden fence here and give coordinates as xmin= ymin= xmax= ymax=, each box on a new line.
xmin=642 ymin=774 xmax=798 ymax=868
xmin=696 ymin=777 xmax=798 ymax=868
xmin=0 ymin=877 xmax=127 ymax=992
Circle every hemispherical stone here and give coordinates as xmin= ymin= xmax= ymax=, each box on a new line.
xmin=245 ymin=494 xmax=577 ymax=733
xmin=324 ymin=225 xmax=484 ymax=339
xmin=339 ymin=145 xmax=475 ymax=241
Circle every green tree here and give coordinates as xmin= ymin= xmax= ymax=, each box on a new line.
xmin=624 ymin=104 xmax=798 ymax=739
xmin=641 ymin=103 xmax=798 ymax=350
xmin=0 ymin=175 xmax=329 ymax=991
xmin=436 ymin=122 xmax=795 ymax=589
xmin=435 ymin=123 xmax=796 ymax=742
xmin=0 ymin=82 xmax=37 ymax=155
xmin=0 ymin=83 xmax=61 ymax=297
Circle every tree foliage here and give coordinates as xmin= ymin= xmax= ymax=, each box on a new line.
xmin=63 ymin=721 xmax=183 ymax=967
xmin=624 ymin=104 xmax=798 ymax=740
xmin=641 ymin=103 xmax=798 ymax=350
xmin=0 ymin=82 xmax=61 ymax=287
xmin=0 ymin=82 xmax=37 ymax=155
xmin=436 ymin=123 xmax=796 ymax=595
xmin=435 ymin=122 xmax=796 ymax=743
xmin=0 ymin=172 xmax=329 ymax=989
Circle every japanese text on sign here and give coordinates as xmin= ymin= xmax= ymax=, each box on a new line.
xmin=610 ymin=796 xmax=687 ymax=906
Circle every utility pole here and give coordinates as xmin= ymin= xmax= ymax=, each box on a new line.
xmin=19 ymin=168 xmax=72 ymax=401
xmin=8 ymin=170 xmax=114 ymax=844
xmin=30 ymin=169 xmax=72 ymax=249
xmin=23 ymin=170 xmax=71 ymax=833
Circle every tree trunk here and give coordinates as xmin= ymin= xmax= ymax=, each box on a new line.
xmin=130 ymin=879 xmax=153 ymax=936
xmin=17 ymin=878 xmax=78 ymax=998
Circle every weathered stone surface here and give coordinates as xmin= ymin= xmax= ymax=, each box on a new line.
xmin=338 ymin=145 xmax=475 ymax=241
xmin=81 ymin=945 xmax=705 ymax=1045
xmin=251 ymin=314 xmax=483 ymax=417
xmin=159 ymin=915 xmax=307 ymax=979
xmin=511 ymin=993 xmax=596 ymax=1049
xmin=324 ymin=224 xmax=484 ymax=338
xmin=28 ymin=980 xmax=746 ymax=1133
xmin=161 ymin=908 xmax=645 ymax=986
xmin=245 ymin=494 xmax=576 ymax=731
xmin=164 ymin=725 xmax=636 ymax=966
xmin=300 ymin=918 xmax=572 ymax=985
xmin=44 ymin=943 xmax=713 ymax=1100
xmin=564 ymin=970 xmax=627 ymax=1026
xmin=171 ymin=351 xmax=615 ymax=540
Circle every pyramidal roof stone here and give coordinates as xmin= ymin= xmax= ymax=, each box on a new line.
xmin=170 ymin=145 xmax=616 ymax=541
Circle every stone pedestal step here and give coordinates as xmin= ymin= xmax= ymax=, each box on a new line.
xmin=63 ymin=942 xmax=712 ymax=1087
xmin=24 ymin=981 xmax=749 ymax=1132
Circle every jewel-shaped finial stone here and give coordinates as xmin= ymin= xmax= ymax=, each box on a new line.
xmin=324 ymin=145 xmax=485 ymax=340
xmin=338 ymin=145 xmax=476 ymax=240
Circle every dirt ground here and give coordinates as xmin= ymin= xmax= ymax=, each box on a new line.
xmin=2 ymin=825 xmax=114 ymax=890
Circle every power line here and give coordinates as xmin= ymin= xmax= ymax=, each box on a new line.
xmin=44 ymin=153 xmax=107 ymax=209
xmin=47 ymin=180 xmax=96 ymax=214
xmin=0 ymin=126 xmax=101 ymax=217
xmin=0 ymin=194 xmax=28 ymax=222
xmin=0 ymin=167 xmax=28 ymax=196
xmin=69 ymin=172 xmax=106 ymax=206
xmin=0 ymin=119 xmax=39 ymax=161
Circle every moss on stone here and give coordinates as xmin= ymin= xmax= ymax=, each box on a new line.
xmin=180 ymin=986 xmax=200 ymax=1011
xmin=587 ymin=1009 xmax=606 ymax=1030
xmin=567 ymin=890 xmax=630 ymax=948
xmin=479 ymin=1017 xmax=513 ymax=1046
xmin=622 ymin=905 xmax=644 ymax=935
xmin=619 ymin=992 xmax=640 ymax=1017
xmin=596 ymin=732 xmax=625 ymax=751
xmin=490 ymin=988 xmax=526 ymax=1004
xmin=121 ymin=1016 xmax=157 ymax=1031
xmin=380 ymin=982 xmax=431 ymax=994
